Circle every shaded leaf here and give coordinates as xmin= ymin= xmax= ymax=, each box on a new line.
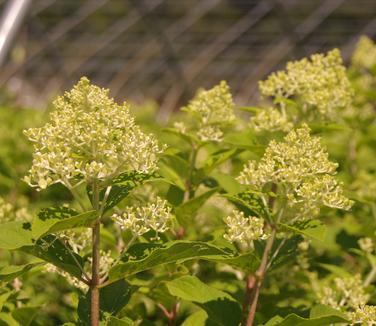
xmin=263 ymin=305 xmax=348 ymax=325
xmin=278 ymin=220 xmax=327 ymax=242
xmin=175 ymin=188 xmax=218 ymax=228
xmin=108 ymin=241 xmax=235 ymax=285
xmin=11 ymin=306 xmax=40 ymax=326
xmin=223 ymin=190 xmax=269 ymax=219
xmin=0 ymin=263 xmax=43 ymax=283
xmin=78 ymin=280 xmax=135 ymax=324
xmin=21 ymin=235 xmax=84 ymax=279
xmin=166 ymin=276 xmax=242 ymax=326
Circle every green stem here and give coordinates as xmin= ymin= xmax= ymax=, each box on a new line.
xmin=64 ymin=179 xmax=86 ymax=212
xmin=364 ymin=265 xmax=376 ymax=286
xmin=184 ymin=143 xmax=198 ymax=202
xmin=243 ymin=228 xmax=277 ymax=326
xmin=91 ymin=180 xmax=101 ymax=326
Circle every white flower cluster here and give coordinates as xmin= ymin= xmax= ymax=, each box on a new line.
xmin=318 ymin=274 xmax=376 ymax=325
xmin=224 ymin=209 xmax=267 ymax=247
xmin=358 ymin=237 xmax=374 ymax=254
xmin=45 ymin=249 xmax=114 ymax=291
xmin=349 ymin=305 xmax=376 ymax=325
xmin=182 ymin=81 xmax=235 ymax=142
xmin=44 ymin=263 xmax=87 ymax=291
xmin=259 ymin=49 xmax=353 ymax=119
xmin=87 ymin=250 xmax=114 ymax=278
xmin=351 ymin=36 xmax=376 ymax=70
xmin=24 ymin=77 xmax=163 ymax=190
xmin=238 ymin=125 xmax=353 ymax=220
xmin=249 ymin=107 xmax=293 ymax=133
xmin=59 ymin=228 xmax=92 ymax=253
xmin=0 ymin=197 xmax=32 ymax=222
xmin=112 ymin=196 xmax=172 ymax=239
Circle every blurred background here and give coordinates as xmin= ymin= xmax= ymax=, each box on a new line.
xmin=0 ymin=0 xmax=375 ymax=120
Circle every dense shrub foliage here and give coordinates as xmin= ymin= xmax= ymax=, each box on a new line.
xmin=0 ymin=37 xmax=376 ymax=325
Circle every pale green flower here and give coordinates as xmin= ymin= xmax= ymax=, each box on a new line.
xmin=318 ymin=274 xmax=369 ymax=310
xmin=318 ymin=274 xmax=376 ymax=325
xmin=259 ymin=49 xmax=353 ymax=119
xmin=350 ymin=305 xmax=376 ymax=325
xmin=0 ymin=197 xmax=13 ymax=221
xmin=112 ymin=196 xmax=172 ymax=238
xmin=238 ymin=124 xmax=338 ymax=187
xmin=224 ymin=209 xmax=267 ymax=246
xmin=238 ymin=125 xmax=353 ymax=219
xmin=293 ymin=175 xmax=353 ymax=211
xmin=249 ymin=107 xmax=293 ymax=132
xmin=59 ymin=228 xmax=92 ymax=253
xmin=358 ymin=237 xmax=374 ymax=254
xmin=24 ymin=77 xmax=163 ymax=190
xmin=0 ymin=197 xmax=32 ymax=222
xmin=351 ymin=36 xmax=376 ymax=70
xmin=44 ymin=263 xmax=87 ymax=291
xmin=182 ymin=81 xmax=235 ymax=142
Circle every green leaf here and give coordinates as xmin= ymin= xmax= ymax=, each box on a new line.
xmin=165 ymin=276 xmax=242 ymax=326
xmin=223 ymin=130 xmax=262 ymax=151
xmin=175 ymin=188 xmax=218 ymax=228
xmin=106 ymin=316 xmax=135 ymax=326
xmin=0 ymin=263 xmax=43 ymax=283
xmin=0 ymin=312 xmax=18 ymax=326
xmin=263 ymin=305 xmax=349 ymax=325
xmin=210 ymin=171 xmax=244 ymax=195
xmin=158 ymin=154 xmax=189 ymax=190
xmin=166 ymin=184 xmax=185 ymax=206
xmin=0 ymin=221 xmax=33 ymax=250
xmin=162 ymin=127 xmax=198 ymax=144
xmin=108 ymin=241 xmax=234 ymax=285
xmin=11 ymin=307 xmax=40 ymax=326
xmin=238 ymin=106 xmax=261 ymax=113
xmin=78 ymin=280 xmax=135 ymax=324
xmin=201 ymin=148 xmax=241 ymax=175
xmin=218 ymin=251 xmax=260 ymax=273
xmin=223 ymin=190 xmax=269 ymax=219
xmin=21 ymin=235 xmax=84 ymax=279
xmin=0 ymin=292 xmax=13 ymax=311
xmin=181 ymin=310 xmax=208 ymax=326
xmin=278 ymin=220 xmax=327 ymax=242
xmin=318 ymin=264 xmax=353 ymax=278
xmin=32 ymin=207 xmax=97 ymax=239
xmin=100 ymin=171 xmax=155 ymax=211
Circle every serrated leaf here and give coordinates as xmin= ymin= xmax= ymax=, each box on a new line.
xmin=175 ymin=188 xmax=218 ymax=228
xmin=278 ymin=220 xmax=327 ymax=242
xmin=165 ymin=276 xmax=241 ymax=326
xmin=107 ymin=241 xmax=234 ymax=285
